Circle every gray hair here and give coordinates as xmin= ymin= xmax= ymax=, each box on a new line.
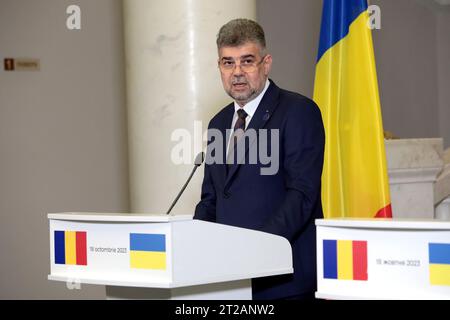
xmin=216 ymin=19 xmax=266 ymax=52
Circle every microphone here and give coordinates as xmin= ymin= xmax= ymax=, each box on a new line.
xmin=166 ymin=152 xmax=205 ymax=215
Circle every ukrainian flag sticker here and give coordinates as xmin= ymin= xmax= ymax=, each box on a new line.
xmin=429 ymin=243 xmax=450 ymax=286
xmin=130 ymin=233 xmax=166 ymax=270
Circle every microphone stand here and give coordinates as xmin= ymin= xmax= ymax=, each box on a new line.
xmin=166 ymin=152 xmax=204 ymax=215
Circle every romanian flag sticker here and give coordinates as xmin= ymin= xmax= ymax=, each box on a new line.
xmin=130 ymin=233 xmax=166 ymax=270
xmin=323 ymin=240 xmax=368 ymax=281
xmin=54 ymin=231 xmax=87 ymax=266
xmin=429 ymin=243 xmax=450 ymax=286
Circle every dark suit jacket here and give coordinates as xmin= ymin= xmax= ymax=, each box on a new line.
xmin=194 ymin=80 xmax=325 ymax=300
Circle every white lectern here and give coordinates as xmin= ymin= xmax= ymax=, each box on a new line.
xmin=47 ymin=213 xmax=293 ymax=300
xmin=315 ymin=218 xmax=450 ymax=300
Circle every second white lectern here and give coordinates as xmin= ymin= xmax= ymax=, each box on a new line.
xmin=47 ymin=212 xmax=293 ymax=299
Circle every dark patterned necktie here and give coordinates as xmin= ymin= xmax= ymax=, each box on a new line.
xmin=226 ymin=108 xmax=248 ymax=166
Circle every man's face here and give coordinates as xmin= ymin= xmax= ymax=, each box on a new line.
xmin=218 ymin=42 xmax=272 ymax=107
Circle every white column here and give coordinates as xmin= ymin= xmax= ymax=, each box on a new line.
xmin=385 ymin=138 xmax=444 ymax=219
xmin=123 ymin=0 xmax=256 ymax=213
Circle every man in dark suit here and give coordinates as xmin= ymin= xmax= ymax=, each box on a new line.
xmin=194 ymin=18 xmax=325 ymax=300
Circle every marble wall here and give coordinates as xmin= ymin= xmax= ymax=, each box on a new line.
xmin=123 ymin=0 xmax=256 ymax=214
xmin=386 ymin=139 xmax=450 ymax=219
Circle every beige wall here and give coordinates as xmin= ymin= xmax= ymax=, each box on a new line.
xmin=0 ymin=0 xmax=127 ymax=298
xmin=437 ymin=10 xmax=450 ymax=148
xmin=372 ymin=0 xmax=439 ymax=140
xmin=257 ymin=0 xmax=322 ymax=96
xmin=258 ymin=0 xmax=449 ymax=146
xmin=0 ymin=0 xmax=449 ymax=299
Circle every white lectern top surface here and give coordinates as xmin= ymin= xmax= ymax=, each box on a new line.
xmin=316 ymin=218 xmax=450 ymax=230
xmin=47 ymin=212 xmax=293 ymax=289
xmin=315 ymin=217 xmax=450 ymax=299
xmin=47 ymin=212 xmax=192 ymax=222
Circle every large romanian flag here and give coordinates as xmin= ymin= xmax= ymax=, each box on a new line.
xmin=313 ymin=0 xmax=392 ymax=218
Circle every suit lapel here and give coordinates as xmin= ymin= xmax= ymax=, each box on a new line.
xmin=215 ymin=103 xmax=234 ymax=185
xmin=224 ymin=80 xmax=280 ymax=188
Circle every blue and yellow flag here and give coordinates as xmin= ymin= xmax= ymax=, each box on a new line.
xmin=130 ymin=233 xmax=166 ymax=270
xmin=313 ymin=0 xmax=392 ymax=218
xmin=429 ymin=243 xmax=450 ymax=286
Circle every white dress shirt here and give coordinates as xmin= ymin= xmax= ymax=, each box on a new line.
xmin=226 ymin=79 xmax=270 ymax=156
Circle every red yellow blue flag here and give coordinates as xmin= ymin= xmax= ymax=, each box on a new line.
xmin=313 ymin=0 xmax=392 ymax=218
xmin=54 ymin=231 xmax=87 ymax=266
xmin=323 ymin=239 xmax=368 ymax=281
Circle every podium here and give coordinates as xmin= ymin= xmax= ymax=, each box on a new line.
xmin=47 ymin=212 xmax=293 ymax=299
xmin=315 ymin=218 xmax=450 ymax=300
